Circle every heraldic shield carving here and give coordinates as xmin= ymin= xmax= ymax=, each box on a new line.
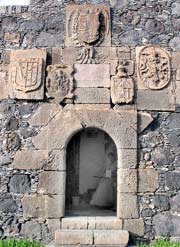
xmin=66 ymin=5 xmax=111 ymax=47
xmin=111 ymin=63 xmax=134 ymax=104
xmin=138 ymin=45 xmax=171 ymax=90
xmin=11 ymin=58 xmax=43 ymax=93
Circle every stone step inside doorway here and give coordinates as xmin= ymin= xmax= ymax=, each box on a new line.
xmin=54 ymin=229 xmax=129 ymax=246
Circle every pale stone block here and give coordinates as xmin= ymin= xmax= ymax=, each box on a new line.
xmin=48 ymin=110 xmax=82 ymax=150
xmin=28 ymin=104 xmax=62 ymax=126
xmin=0 ymin=67 xmax=8 ymax=100
xmin=172 ymin=52 xmax=180 ymax=69
xmin=104 ymin=110 xmax=137 ymax=149
xmin=117 ymin=169 xmax=137 ymax=193
xmin=38 ymin=171 xmax=66 ymax=195
xmin=46 ymin=195 xmax=65 ymax=218
xmin=74 ymin=64 xmax=110 ymax=88
xmin=55 ymin=229 xmax=93 ymax=245
xmin=4 ymin=32 xmax=20 ymax=44
xmin=88 ymin=217 xmax=96 ymax=229
xmin=117 ymin=193 xmax=139 ymax=219
xmin=32 ymin=125 xmax=48 ymax=149
xmin=123 ymin=218 xmax=144 ymax=237
xmin=8 ymin=49 xmax=46 ymax=100
xmin=45 ymin=149 xmax=66 ymax=171
xmin=13 ymin=150 xmax=48 ymax=170
xmin=118 ymin=149 xmax=137 ymax=169
xmin=175 ymin=82 xmax=180 ymax=105
xmin=137 ymin=90 xmax=175 ymax=111
xmin=22 ymin=194 xmax=46 ymax=221
xmin=61 ymin=217 xmax=88 ymax=229
xmin=94 ymin=230 xmax=129 ymax=246
xmin=75 ymin=88 xmax=110 ymax=104
xmin=95 ymin=217 xmax=122 ymax=230
xmin=47 ymin=219 xmax=60 ymax=236
xmin=176 ymin=69 xmax=180 ymax=81
xmin=138 ymin=112 xmax=154 ymax=133
xmin=52 ymin=48 xmax=62 ymax=64
xmin=74 ymin=104 xmax=111 ymax=110
xmin=138 ymin=168 xmax=159 ymax=193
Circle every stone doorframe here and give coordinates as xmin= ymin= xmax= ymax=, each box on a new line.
xmin=19 ymin=104 xmax=139 ymax=228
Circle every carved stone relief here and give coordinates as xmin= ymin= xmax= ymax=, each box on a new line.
xmin=46 ymin=64 xmax=74 ymax=103
xmin=8 ymin=50 xmax=46 ymax=100
xmin=111 ymin=62 xmax=134 ymax=104
xmin=137 ymin=45 xmax=171 ymax=90
xmin=66 ymin=5 xmax=111 ymax=47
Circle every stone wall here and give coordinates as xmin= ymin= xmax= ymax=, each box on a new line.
xmin=0 ymin=0 xmax=180 ymax=245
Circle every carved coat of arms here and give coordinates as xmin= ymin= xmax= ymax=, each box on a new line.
xmin=46 ymin=64 xmax=74 ymax=103
xmin=66 ymin=5 xmax=110 ymax=47
xmin=138 ymin=45 xmax=171 ymax=90
xmin=111 ymin=63 xmax=134 ymax=104
xmin=11 ymin=58 xmax=43 ymax=93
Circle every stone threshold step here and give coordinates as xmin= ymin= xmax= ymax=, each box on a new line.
xmin=55 ymin=229 xmax=129 ymax=246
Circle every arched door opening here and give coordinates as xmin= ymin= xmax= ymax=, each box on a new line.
xmin=66 ymin=128 xmax=117 ymax=217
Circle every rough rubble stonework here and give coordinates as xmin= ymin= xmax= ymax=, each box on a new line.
xmin=0 ymin=0 xmax=180 ymax=246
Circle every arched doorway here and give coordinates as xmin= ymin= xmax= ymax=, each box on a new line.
xmin=66 ymin=128 xmax=117 ymax=217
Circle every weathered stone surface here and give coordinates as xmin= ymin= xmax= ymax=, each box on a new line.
xmin=176 ymin=69 xmax=180 ymax=81
xmin=165 ymin=172 xmax=180 ymax=191
xmin=22 ymin=194 xmax=46 ymax=220
xmin=45 ymin=150 xmax=66 ymax=171
xmin=47 ymin=219 xmax=60 ymax=236
xmin=111 ymin=63 xmax=134 ymax=104
xmin=0 ymin=195 xmax=18 ymax=213
xmin=46 ymin=64 xmax=74 ymax=103
xmin=8 ymin=49 xmax=46 ymax=100
xmin=13 ymin=150 xmax=48 ymax=170
xmin=55 ymin=229 xmax=93 ymax=245
xmin=46 ymin=195 xmax=65 ymax=218
xmin=5 ymin=116 xmax=19 ymax=130
xmin=1 ymin=132 xmax=21 ymax=153
xmin=9 ymin=174 xmax=31 ymax=193
xmin=28 ymin=104 xmax=61 ymax=126
xmin=75 ymin=88 xmax=110 ymax=104
xmin=169 ymin=37 xmax=180 ymax=50
xmin=175 ymin=82 xmax=180 ymax=105
xmin=118 ymin=169 xmax=137 ymax=193
xmin=32 ymin=126 xmax=48 ymax=149
xmin=118 ymin=149 xmax=137 ymax=169
xmin=38 ymin=171 xmax=66 ymax=195
xmin=151 ymin=147 xmax=174 ymax=167
xmin=74 ymin=64 xmax=110 ymax=88
xmin=0 ymin=155 xmax=12 ymax=166
xmin=124 ymin=219 xmax=144 ymax=237
xmin=153 ymin=212 xmax=180 ymax=237
xmin=95 ymin=217 xmax=122 ymax=230
xmin=138 ymin=112 xmax=154 ymax=133
xmin=0 ymin=67 xmax=8 ymax=100
xmin=170 ymin=192 xmax=180 ymax=212
xmin=153 ymin=195 xmax=170 ymax=212
xmin=172 ymin=52 xmax=180 ymax=69
xmin=4 ymin=32 xmax=20 ymax=44
xmin=138 ymin=168 xmax=159 ymax=193
xmin=21 ymin=221 xmax=41 ymax=239
xmin=117 ymin=193 xmax=139 ymax=219
xmin=137 ymin=90 xmax=175 ymax=111
xmin=66 ymin=5 xmax=111 ymax=47
xmin=61 ymin=217 xmax=88 ymax=229
xmin=94 ymin=230 xmax=129 ymax=245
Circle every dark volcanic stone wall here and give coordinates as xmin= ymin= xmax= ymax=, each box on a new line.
xmin=0 ymin=0 xmax=180 ymax=245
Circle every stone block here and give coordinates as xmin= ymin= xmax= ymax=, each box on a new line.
xmin=9 ymin=174 xmax=31 ymax=193
xmin=172 ymin=52 xmax=180 ymax=69
xmin=118 ymin=149 xmax=137 ymax=169
xmin=137 ymin=90 xmax=175 ymax=111
xmin=94 ymin=230 xmax=129 ymax=246
xmin=66 ymin=5 xmax=111 ymax=47
xmin=138 ymin=168 xmax=159 ymax=193
xmin=55 ymin=229 xmax=93 ymax=245
xmin=32 ymin=126 xmax=48 ymax=149
xmin=176 ymin=69 xmax=180 ymax=81
xmin=38 ymin=171 xmax=66 ymax=195
xmin=111 ymin=59 xmax=134 ymax=76
xmin=75 ymin=88 xmax=110 ymax=104
xmin=48 ymin=110 xmax=82 ymax=149
xmin=170 ymin=192 xmax=180 ymax=212
xmin=88 ymin=217 xmax=96 ymax=229
xmin=52 ymin=48 xmax=62 ymax=64
xmin=117 ymin=169 xmax=137 ymax=193
xmin=175 ymin=82 xmax=180 ymax=105
xmin=47 ymin=219 xmax=60 ymax=236
xmin=21 ymin=221 xmax=41 ymax=239
xmin=4 ymin=32 xmax=20 ymax=44
xmin=138 ymin=112 xmax=154 ymax=133
xmin=0 ymin=67 xmax=8 ymax=100
xmin=28 ymin=104 xmax=61 ymax=126
xmin=95 ymin=217 xmax=122 ymax=230
xmin=117 ymin=193 xmax=139 ymax=219
xmin=61 ymin=217 xmax=88 ymax=229
xmin=8 ymin=49 xmax=46 ymax=100
xmin=74 ymin=64 xmax=110 ymax=88
xmin=124 ymin=219 xmax=144 ymax=237
xmin=45 ymin=150 xmax=66 ymax=171
xmin=46 ymin=195 xmax=65 ymax=218
xmin=13 ymin=150 xmax=48 ymax=170
xmin=22 ymin=194 xmax=46 ymax=220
